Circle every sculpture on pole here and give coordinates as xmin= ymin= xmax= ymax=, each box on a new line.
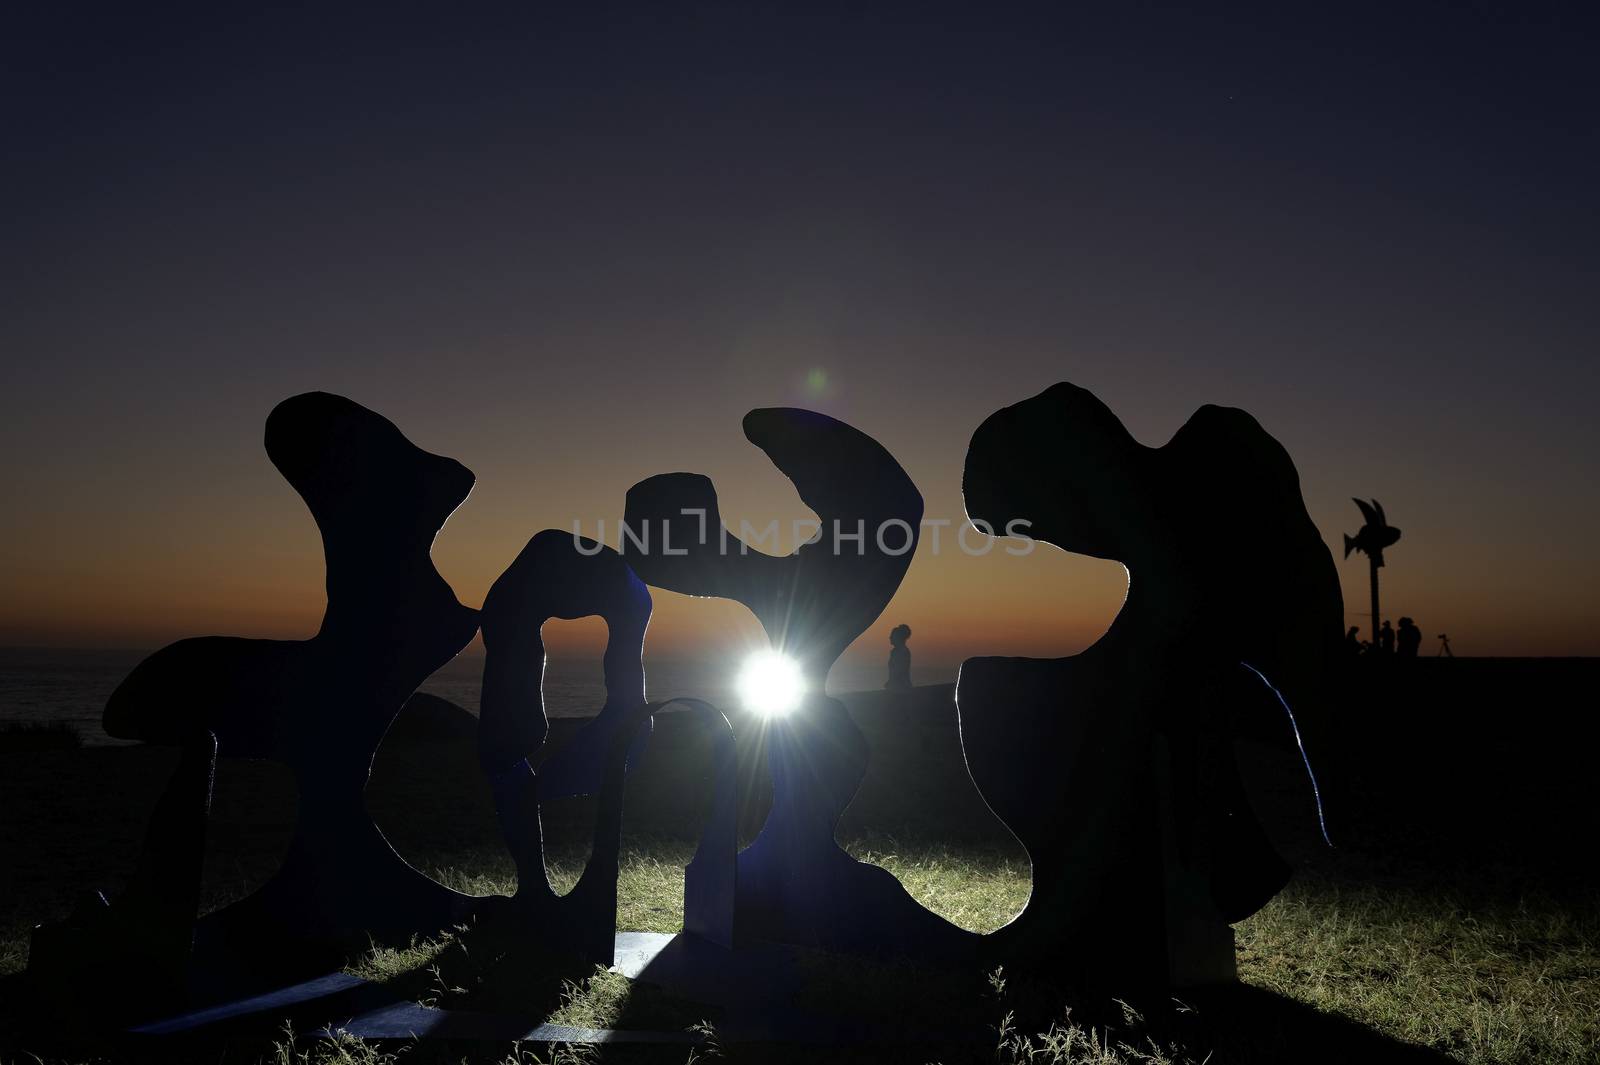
xmin=1344 ymin=498 xmax=1401 ymax=652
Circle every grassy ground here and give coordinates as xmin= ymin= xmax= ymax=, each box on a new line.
xmin=3 ymin=665 xmax=1598 ymax=1063
xmin=322 ymin=837 xmax=1593 ymax=1065
xmin=3 ymin=834 xmax=1597 ymax=1063
xmin=1238 ymin=876 xmax=1599 ymax=1063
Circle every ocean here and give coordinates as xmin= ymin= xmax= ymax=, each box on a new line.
xmin=0 ymin=646 xmax=893 ymax=746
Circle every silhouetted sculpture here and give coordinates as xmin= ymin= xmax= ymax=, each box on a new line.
xmin=478 ymin=530 xmax=658 ymax=962
xmin=28 ymin=734 xmax=218 ymax=1016
xmin=957 ymin=382 xmax=1342 ymax=986
xmin=623 ymin=409 xmax=964 ymax=955
xmin=32 ymin=393 xmax=482 ymax=1007
xmin=1395 ymin=617 xmax=1421 ymax=658
xmin=672 ymin=697 xmax=741 ymax=950
xmin=1344 ymin=498 xmax=1401 ymax=658
xmin=884 ymin=624 xmax=913 ymax=690
xmin=478 ymin=531 xmax=737 ymax=962
xmin=32 ymin=385 xmax=1350 ymax=1031
xmin=624 ymin=410 xmax=923 ymax=679
xmin=1378 ymin=619 xmax=1395 ymax=655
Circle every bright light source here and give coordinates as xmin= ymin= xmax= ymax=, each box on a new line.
xmin=736 ymin=650 xmax=805 ymax=717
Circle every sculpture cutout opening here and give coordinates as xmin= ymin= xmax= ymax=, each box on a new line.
xmin=736 ymin=650 xmax=805 ymax=717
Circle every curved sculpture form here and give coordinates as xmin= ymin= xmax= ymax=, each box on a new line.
xmin=624 ymin=409 xmax=967 ymax=955
xmin=38 ymin=393 xmax=483 ymax=1003
xmin=958 ymin=382 xmax=1343 ymax=986
xmin=663 ymin=698 xmax=740 ymax=950
xmin=1345 ymin=498 xmax=1401 ymax=567
xmin=28 ymin=386 xmax=1345 ymax=1020
xmin=623 ymin=409 xmax=923 ymax=676
xmin=1345 ymin=497 xmax=1402 ymax=658
xmin=478 ymin=530 xmax=662 ymax=962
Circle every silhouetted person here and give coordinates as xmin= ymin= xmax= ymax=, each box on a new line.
xmin=1378 ymin=619 xmax=1395 ymax=655
xmin=885 ymin=623 xmax=913 ymax=690
xmin=1395 ymin=616 xmax=1421 ymax=658
xmin=1344 ymin=625 xmax=1362 ymax=657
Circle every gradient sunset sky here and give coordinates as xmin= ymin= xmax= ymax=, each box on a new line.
xmin=3 ymin=3 xmax=1597 ymax=673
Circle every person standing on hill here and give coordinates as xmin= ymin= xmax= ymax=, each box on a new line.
xmin=1396 ymin=616 xmax=1422 ymax=657
xmin=885 ymin=623 xmax=913 ymax=690
xmin=1378 ymin=619 xmax=1395 ymax=655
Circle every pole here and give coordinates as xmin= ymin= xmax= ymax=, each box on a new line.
xmin=1369 ymin=558 xmax=1381 ymax=653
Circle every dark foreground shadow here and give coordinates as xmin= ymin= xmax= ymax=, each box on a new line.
xmin=1178 ymin=984 xmax=1461 ymax=1065
xmin=0 ymin=956 xmax=1465 ymax=1065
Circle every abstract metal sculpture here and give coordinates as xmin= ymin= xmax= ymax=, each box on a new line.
xmin=33 ymin=393 xmax=483 ymax=1009
xmin=623 ymin=408 xmax=967 ymax=955
xmin=478 ymin=530 xmax=657 ymax=962
xmin=28 ymin=384 xmax=1345 ymax=1037
xmin=1344 ymin=498 xmax=1401 ymax=651
xmin=477 ymin=530 xmax=738 ymax=961
xmin=957 ymin=383 xmax=1343 ymax=985
xmin=478 ymin=525 xmax=741 ymax=964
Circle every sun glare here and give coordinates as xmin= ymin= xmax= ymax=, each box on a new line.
xmin=736 ymin=650 xmax=805 ymax=717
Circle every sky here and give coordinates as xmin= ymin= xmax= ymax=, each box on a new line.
xmin=3 ymin=3 xmax=1597 ymax=674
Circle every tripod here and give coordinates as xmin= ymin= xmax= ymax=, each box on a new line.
xmin=1435 ymin=633 xmax=1454 ymax=658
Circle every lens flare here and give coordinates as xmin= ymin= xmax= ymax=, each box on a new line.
xmin=736 ymin=650 xmax=805 ymax=717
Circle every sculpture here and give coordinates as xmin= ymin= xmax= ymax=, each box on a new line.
xmin=1344 ymin=498 xmax=1402 ymax=653
xmin=957 ymin=382 xmax=1343 ymax=985
xmin=623 ymin=408 xmax=967 ymax=955
xmin=477 ymin=529 xmax=736 ymax=961
xmin=478 ymin=529 xmax=655 ymax=962
xmin=28 ymin=382 xmax=1343 ymax=1033
xmin=33 ymin=393 xmax=483 ymax=1008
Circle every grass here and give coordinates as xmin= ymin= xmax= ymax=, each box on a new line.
xmin=5 ymin=811 xmax=1599 ymax=1063
xmin=4 ymin=668 xmax=1599 ymax=1063
xmin=0 ymin=720 xmax=81 ymax=751
xmin=317 ymin=837 xmax=1597 ymax=1065
xmin=3 ymin=836 xmax=1598 ymax=1062
xmin=1237 ymin=875 xmax=1600 ymax=1063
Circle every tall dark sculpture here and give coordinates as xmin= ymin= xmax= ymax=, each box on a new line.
xmin=624 ymin=409 xmax=965 ymax=954
xmin=30 ymin=386 xmax=1347 ymax=1036
xmin=478 ymin=529 xmax=742 ymax=963
xmin=957 ymin=383 xmax=1343 ymax=985
xmin=35 ymin=393 xmax=482 ymax=1005
xmin=1344 ymin=498 xmax=1401 ymax=652
xmin=478 ymin=529 xmax=659 ymax=963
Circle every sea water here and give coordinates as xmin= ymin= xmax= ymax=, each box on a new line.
xmin=0 ymin=646 xmax=888 ymax=746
